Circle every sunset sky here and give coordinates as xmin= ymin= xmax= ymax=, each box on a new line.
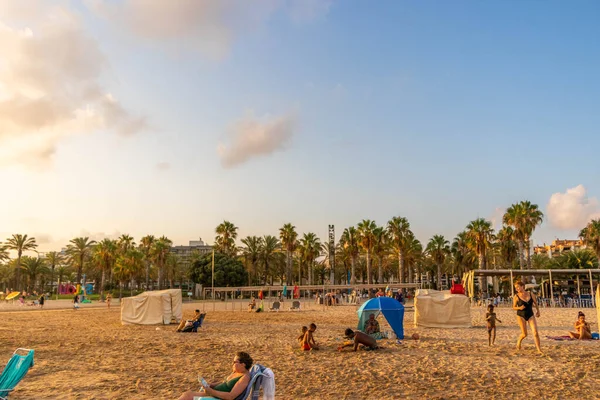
xmin=1 ymin=0 xmax=599 ymax=252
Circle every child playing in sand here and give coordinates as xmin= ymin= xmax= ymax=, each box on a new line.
xmin=297 ymin=326 xmax=308 ymax=344
xmin=301 ymin=323 xmax=319 ymax=351
xmin=486 ymin=304 xmax=502 ymax=346
xmin=338 ymin=328 xmax=379 ymax=351
xmin=568 ymin=311 xmax=592 ymax=340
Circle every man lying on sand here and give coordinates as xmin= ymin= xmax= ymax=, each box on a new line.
xmin=338 ymin=328 xmax=379 ymax=351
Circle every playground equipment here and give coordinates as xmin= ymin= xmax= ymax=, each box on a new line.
xmin=4 ymin=292 xmax=20 ymax=301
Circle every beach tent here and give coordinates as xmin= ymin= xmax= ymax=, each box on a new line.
xmin=357 ymin=297 xmax=404 ymax=339
xmin=414 ymin=289 xmax=471 ymax=328
xmin=121 ymin=289 xmax=182 ymax=325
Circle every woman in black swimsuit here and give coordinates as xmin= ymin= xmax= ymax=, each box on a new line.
xmin=512 ymin=280 xmax=542 ymax=354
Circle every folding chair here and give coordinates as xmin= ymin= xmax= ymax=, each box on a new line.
xmin=289 ymin=300 xmax=301 ymax=311
xmin=0 ymin=348 xmax=34 ymax=400
xmin=269 ymin=301 xmax=280 ymax=311
xmin=234 ymin=364 xmax=275 ymax=400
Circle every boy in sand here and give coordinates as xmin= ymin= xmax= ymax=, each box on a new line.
xmin=486 ymin=304 xmax=502 ymax=346
xmin=338 ymin=328 xmax=379 ymax=351
xmin=301 ymin=323 xmax=319 ymax=351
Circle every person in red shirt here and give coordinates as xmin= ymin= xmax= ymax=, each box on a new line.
xmin=450 ymin=278 xmax=465 ymax=295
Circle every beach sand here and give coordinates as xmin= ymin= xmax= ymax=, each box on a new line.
xmin=1 ymin=300 xmax=599 ymax=399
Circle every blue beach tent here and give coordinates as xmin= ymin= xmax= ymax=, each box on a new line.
xmin=357 ymin=297 xmax=404 ymax=339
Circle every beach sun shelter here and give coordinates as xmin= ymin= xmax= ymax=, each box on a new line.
xmin=357 ymin=297 xmax=405 ymax=339
xmin=121 ymin=289 xmax=183 ymax=325
xmin=414 ymin=289 xmax=471 ymax=328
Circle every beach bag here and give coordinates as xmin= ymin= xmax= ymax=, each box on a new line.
xmin=592 ymin=332 xmax=599 ymax=340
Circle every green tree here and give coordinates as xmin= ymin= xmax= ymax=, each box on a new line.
xmin=44 ymin=251 xmax=63 ymax=295
xmin=5 ymin=234 xmax=37 ymax=290
xmin=405 ymin=234 xmax=423 ymax=283
xmin=66 ymin=237 xmax=96 ymax=284
xmin=503 ymin=201 xmax=543 ymax=269
xmin=340 ymin=227 xmax=360 ymax=284
xmin=214 ymin=221 xmax=238 ymax=257
xmin=387 ymin=216 xmax=413 ymax=284
xmin=118 ymin=234 xmax=136 ymax=254
xmin=465 ymin=218 xmax=495 ymax=270
xmin=260 ymin=235 xmax=280 ymax=285
xmin=20 ymin=256 xmax=49 ymax=293
xmin=151 ymin=236 xmax=172 ymax=290
xmin=426 ymin=235 xmax=450 ymax=290
xmin=451 ymin=231 xmax=476 ymax=277
xmin=279 ymin=223 xmax=298 ymax=285
xmin=93 ymin=239 xmax=117 ymax=300
xmin=357 ymin=219 xmax=377 ymax=284
xmin=372 ymin=226 xmax=389 ymax=283
xmin=114 ymin=247 xmax=144 ymax=297
xmin=551 ymin=249 xmax=598 ymax=269
xmin=139 ymin=235 xmax=156 ymax=290
xmin=496 ymin=226 xmax=518 ymax=268
xmin=298 ymin=232 xmax=321 ymax=285
xmin=579 ymin=219 xmax=600 ymax=260
xmin=240 ymin=236 xmax=263 ymax=285
xmin=0 ymin=245 xmax=9 ymax=263
xmin=189 ymin=252 xmax=248 ymax=288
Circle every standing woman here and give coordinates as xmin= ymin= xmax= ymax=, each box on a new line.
xmin=512 ymin=281 xmax=542 ymax=353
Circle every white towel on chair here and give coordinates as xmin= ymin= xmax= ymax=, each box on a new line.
xmin=262 ymin=367 xmax=275 ymax=400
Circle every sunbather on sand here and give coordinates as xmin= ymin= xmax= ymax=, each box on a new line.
xmin=568 ymin=311 xmax=592 ymax=340
xmin=178 ymin=352 xmax=252 ymax=400
xmin=338 ymin=328 xmax=379 ymax=351
xmin=176 ymin=310 xmax=202 ymax=332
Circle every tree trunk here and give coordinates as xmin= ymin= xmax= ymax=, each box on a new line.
xmin=478 ymin=252 xmax=485 ymax=294
xmin=518 ymin=240 xmax=525 ymax=269
xmin=157 ymin=264 xmax=163 ymax=290
xmin=378 ymin=256 xmax=383 ymax=284
xmin=100 ymin=266 xmax=106 ymax=301
xmin=525 ymin=237 xmax=532 ymax=269
xmin=366 ymin=251 xmax=372 ymax=285
xmin=399 ymin=251 xmax=405 ymax=284
xmin=437 ymin=264 xmax=442 ymax=290
xmin=350 ymin=256 xmax=356 ymax=284
xmin=15 ymin=253 xmax=22 ymax=291
xmin=286 ymin=251 xmax=292 ymax=285
xmin=51 ymin=266 xmax=55 ymax=296
xmin=298 ymin=260 xmax=302 ymax=285
xmin=145 ymin=260 xmax=150 ymax=290
xmin=119 ymin=281 xmax=123 ymax=300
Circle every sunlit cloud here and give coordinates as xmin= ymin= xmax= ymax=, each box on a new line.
xmin=547 ymin=185 xmax=600 ymax=230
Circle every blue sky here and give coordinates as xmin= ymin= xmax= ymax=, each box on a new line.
xmin=0 ymin=0 xmax=599 ymax=251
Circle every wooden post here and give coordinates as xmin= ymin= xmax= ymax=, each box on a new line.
xmin=510 ymin=270 xmax=514 ymax=297
xmin=577 ymin=275 xmax=581 ymax=298
xmin=549 ymin=270 xmax=554 ymax=307
xmin=589 ymin=270 xmax=594 ymax=307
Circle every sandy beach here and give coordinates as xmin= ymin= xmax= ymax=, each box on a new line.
xmin=1 ymin=300 xmax=599 ymax=399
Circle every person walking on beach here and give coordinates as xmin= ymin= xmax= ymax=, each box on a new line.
xmin=512 ymin=281 xmax=541 ymax=353
xmin=39 ymin=293 xmax=45 ymax=310
xmin=73 ymin=294 xmax=80 ymax=310
xmin=486 ymin=304 xmax=501 ymax=346
xmin=106 ymin=293 xmax=112 ymax=309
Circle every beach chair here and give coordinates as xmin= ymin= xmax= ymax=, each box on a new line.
xmin=182 ymin=313 xmax=206 ymax=333
xmin=289 ymin=301 xmax=300 ymax=311
xmin=234 ymin=364 xmax=275 ymax=400
xmin=0 ymin=348 xmax=34 ymax=400
xmin=269 ymin=301 xmax=280 ymax=311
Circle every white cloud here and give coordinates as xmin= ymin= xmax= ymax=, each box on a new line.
xmin=218 ymin=111 xmax=295 ymax=168
xmin=488 ymin=207 xmax=506 ymax=231
xmin=86 ymin=0 xmax=332 ymax=60
xmin=547 ymin=185 xmax=600 ymax=230
xmin=0 ymin=5 xmax=145 ymax=167
xmin=156 ymin=162 xmax=170 ymax=171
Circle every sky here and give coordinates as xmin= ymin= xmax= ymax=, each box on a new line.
xmin=1 ymin=0 xmax=599 ymax=252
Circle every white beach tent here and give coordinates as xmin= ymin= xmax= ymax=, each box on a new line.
xmin=121 ymin=289 xmax=183 ymax=325
xmin=414 ymin=289 xmax=471 ymax=328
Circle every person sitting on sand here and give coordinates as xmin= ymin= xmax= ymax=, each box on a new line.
xmin=176 ymin=309 xmax=202 ymax=332
xmin=364 ymin=313 xmax=380 ymax=335
xmin=297 ymin=326 xmax=308 ymax=343
xmin=568 ymin=311 xmax=592 ymax=340
xmin=486 ymin=304 xmax=502 ymax=346
xmin=338 ymin=328 xmax=379 ymax=351
xmin=178 ymin=351 xmax=252 ymax=400
xmin=301 ymin=323 xmax=319 ymax=351
xmin=247 ymin=297 xmax=256 ymax=312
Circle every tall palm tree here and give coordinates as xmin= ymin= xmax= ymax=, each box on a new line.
xmin=93 ymin=239 xmax=117 ymax=300
xmin=387 ymin=216 xmax=413 ymax=284
xmin=426 ymin=235 xmax=450 ymax=290
xmin=405 ymin=235 xmax=423 ymax=283
xmin=44 ymin=251 xmax=63 ymax=295
xmin=521 ymin=201 xmax=544 ymax=269
xmin=279 ymin=223 xmax=298 ymax=285
xmin=372 ymin=227 xmax=389 ymax=283
xmin=165 ymin=252 xmax=181 ymax=288
xmin=340 ymin=227 xmax=360 ymax=284
xmin=66 ymin=237 xmax=96 ymax=284
xmin=298 ymin=233 xmax=321 ymax=285
xmin=357 ymin=220 xmax=377 ymax=284
xmin=260 ymin=235 xmax=280 ymax=285
xmin=465 ymin=218 xmax=494 ymax=293
xmin=139 ymin=235 xmax=156 ymax=290
xmin=21 ymin=256 xmax=49 ymax=293
xmin=5 ymin=234 xmax=37 ymax=290
xmin=579 ymin=219 xmax=600 ymax=260
xmin=240 ymin=236 xmax=264 ymax=285
xmin=451 ymin=231 xmax=476 ymax=277
xmin=117 ymin=234 xmax=136 ymax=254
xmin=215 ymin=221 xmax=238 ymax=256
xmin=0 ymin=245 xmax=9 ymax=263
xmin=151 ymin=236 xmax=172 ymax=290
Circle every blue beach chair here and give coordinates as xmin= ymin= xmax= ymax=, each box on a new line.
xmin=234 ymin=364 xmax=274 ymax=400
xmin=0 ymin=348 xmax=34 ymax=400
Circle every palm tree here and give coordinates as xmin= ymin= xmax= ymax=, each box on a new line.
xmin=387 ymin=216 xmax=413 ymax=283
xmin=279 ymin=223 xmax=298 ymax=285
xmin=55 ymin=264 xmax=72 ymax=294
xmin=5 ymin=234 xmax=37 ymax=290
xmin=465 ymin=218 xmax=494 ymax=293
xmin=20 ymin=256 xmax=48 ymax=293
xmin=357 ymin=220 xmax=377 ymax=284
xmin=66 ymin=237 xmax=96 ymax=284
xmin=451 ymin=231 xmax=475 ymax=277
xmin=405 ymin=235 xmax=423 ymax=283
xmin=496 ymin=226 xmax=518 ymax=268
xmin=521 ymin=201 xmax=544 ymax=269
xmin=44 ymin=251 xmax=63 ymax=295
xmin=139 ymin=235 xmax=156 ymax=290
xmin=117 ymin=234 xmax=136 ymax=253
xmin=0 ymin=245 xmax=9 ymax=263
xmin=426 ymin=235 xmax=450 ymax=290
xmin=298 ymin=233 xmax=321 ymax=285
xmin=93 ymin=239 xmax=117 ymax=300
xmin=579 ymin=219 xmax=600 ymax=260
xmin=260 ymin=235 xmax=280 ymax=285
xmin=240 ymin=236 xmax=263 ymax=285
xmin=215 ymin=221 xmax=238 ymax=256
xmin=372 ymin=227 xmax=389 ymax=283
xmin=151 ymin=236 xmax=172 ymax=290
xmin=165 ymin=252 xmax=181 ymax=288
xmin=340 ymin=227 xmax=360 ymax=284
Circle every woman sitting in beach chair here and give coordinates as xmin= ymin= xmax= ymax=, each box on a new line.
xmin=176 ymin=310 xmax=205 ymax=333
